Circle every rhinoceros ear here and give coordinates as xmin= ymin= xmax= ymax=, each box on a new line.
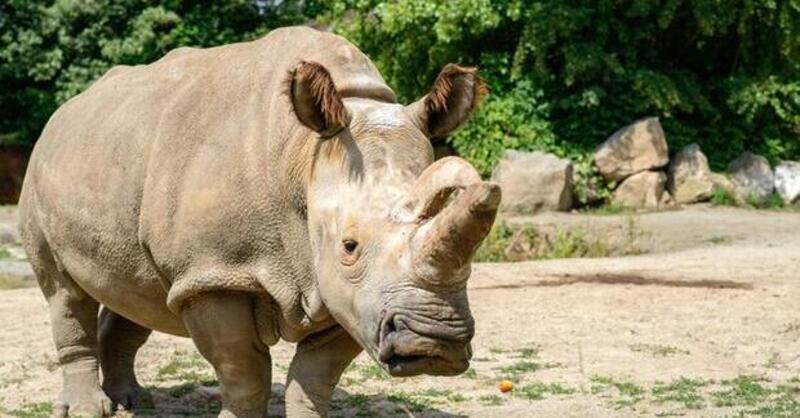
xmin=408 ymin=64 xmax=487 ymax=141
xmin=288 ymin=61 xmax=351 ymax=138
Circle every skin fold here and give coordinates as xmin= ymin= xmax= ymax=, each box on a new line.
xmin=18 ymin=26 xmax=499 ymax=417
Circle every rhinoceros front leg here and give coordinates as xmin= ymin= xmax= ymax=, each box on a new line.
xmin=285 ymin=328 xmax=362 ymax=417
xmin=182 ymin=292 xmax=272 ymax=418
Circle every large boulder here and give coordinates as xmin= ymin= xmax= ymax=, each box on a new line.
xmin=491 ymin=150 xmax=573 ymax=213
xmin=594 ymin=117 xmax=669 ymax=182
xmin=728 ymin=152 xmax=774 ymax=200
xmin=612 ymin=170 xmax=667 ymax=209
xmin=775 ymin=161 xmax=800 ymax=204
xmin=667 ymin=144 xmax=714 ymax=203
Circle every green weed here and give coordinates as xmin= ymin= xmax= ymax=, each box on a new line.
xmin=629 ymin=343 xmax=690 ymax=357
xmin=387 ymin=391 xmax=432 ymax=412
xmin=514 ymin=382 xmax=575 ymax=401
xmin=652 ymin=377 xmax=709 ymax=409
xmin=710 ymin=186 xmax=737 ymax=206
xmin=713 ymin=376 xmax=770 ymax=407
xmin=157 ymin=350 xmax=214 ymax=383
xmin=478 ymin=394 xmax=505 ymax=406
xmin=3 ymin=402 xmax=53 ymax=418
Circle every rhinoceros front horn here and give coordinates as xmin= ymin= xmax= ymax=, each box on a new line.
xmin=393 ymin=157 xmax=501 ymax=286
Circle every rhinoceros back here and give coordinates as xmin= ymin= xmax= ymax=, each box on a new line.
xmin=20 ymin=26 xmax=395 ymax=339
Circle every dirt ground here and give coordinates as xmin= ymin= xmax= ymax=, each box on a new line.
xmin=1 ymin=205 xmax=799 ymax=417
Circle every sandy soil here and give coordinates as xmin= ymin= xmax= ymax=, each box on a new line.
xmin=1 ymin=206 xmax=799 ymax=417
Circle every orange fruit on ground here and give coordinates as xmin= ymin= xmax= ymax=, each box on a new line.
xmin=499 ymin=380 xmax=513 ymax=393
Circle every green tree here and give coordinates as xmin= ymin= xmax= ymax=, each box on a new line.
xmin=0 ymin=0 xmax=324 ymax=147
xmin=324 ymin=0 xmax=800 ymax=172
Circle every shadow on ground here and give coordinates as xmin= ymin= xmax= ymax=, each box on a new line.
xmin=137 ymin=383 xmax=466 ymax=418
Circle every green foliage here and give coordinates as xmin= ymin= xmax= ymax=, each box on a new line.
xmin=474 ymin=221 xmax=610 ymax=262
xmin=514 ymin=382 xmax=575 ymax=401
xmin=746 ymin=192 xmax=785 ymax=210
xmin=325 ymin=0 xmax=800 ymax=172
xmin=651 ymin=377 xmax=709 ymax=409
xmin=710 ymin=186 xmax=737 ymax=206
xmin=572 ymin=154 xmax=615 ymax=207
xmin=0 ymin=0 xmax=325 ymax=146
xmin=2 ymin=402 xmax=53 ymax=418
xmin=448 ymin=80 xmax=557 ymax=176
xmin=2 ymin=0 xmax=799 ymax=179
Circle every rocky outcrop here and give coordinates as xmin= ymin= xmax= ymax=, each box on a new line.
xmin=491 ymin=150 xmax=573 ymax=213
xmin=775 ymin=161 xmax=800 ymax=204
xmin=612 ymin=171 xmax=667 ymax=209
xmin=594 ymin=117 xmax=669 ymax=182
xmin=667 ymin=144 xmax=714 ymax=203
xmin=728 ymin=152 xmax=774 ymax=200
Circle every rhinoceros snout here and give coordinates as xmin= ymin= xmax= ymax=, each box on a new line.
xmin=376 ymin=311 xmax=473 ymax=377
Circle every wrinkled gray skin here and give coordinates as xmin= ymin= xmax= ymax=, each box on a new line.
xmin=19 ymin=26 xmax=499 ymax=417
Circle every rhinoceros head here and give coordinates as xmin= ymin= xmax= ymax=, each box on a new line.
xmin=289 ymin=61 xmax=500 ymax=376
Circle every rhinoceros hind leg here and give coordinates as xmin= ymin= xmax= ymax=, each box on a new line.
xmin=182 ymin=292 xmax=272 ymax=418
xmin=98 ymin=308 xmax=154 ymax=411
xmin=36 ymin=265 xmax=112 ymax=417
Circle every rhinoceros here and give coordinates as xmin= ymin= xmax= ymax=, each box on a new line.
xmin=19 ymin=26 xmax=500 ymax=417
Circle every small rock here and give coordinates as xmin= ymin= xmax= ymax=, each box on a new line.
xmin=595 ymin=117 xmax=669 ymax=182
xmin=774 ymin=161 xmax=800 ymax=204
xmin=728 ymin=152 xmax=774 ymax=200
xmin=491 ymin=150 xmax=573 ymax=213
xmin=667 ymin=144 xmax=714 ymax=204
xmin=612 ymin=171 xmax=667 ymax=209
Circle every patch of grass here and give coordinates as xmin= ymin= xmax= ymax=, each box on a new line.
xmin=165 ymin=382 xmax=197 ymax=398
xmin=462 ymin=367 xmax=478 ymax=379
xmin=156 ymin=350 xmax=214 ymax=383
xmin=0 ymin=247 xmax=11 ymax=259
xmin=344 ymin=393 xmax=369 ymax=408
xmin=514 ymin=382 xmax=575 ymax=401
xmin=0 ymin=274 xmax=36 ymax=290
xmin=517 ymin=345 xmax=541 ymax=359
xmin=474 ymin=221 xmax=514 ymax=262
xmin=581 ymin=202 xmax=630 ymax=215
xmin=710 ymin=186 xmax=737 ymax=206
xmin=746 ymin=192 xmax=785 ymax=210
xmin=591 ymin=375 xmax=645 ymax=409
xmin=652 ymin=377 xmax=709 ymax=409
xmin=707 ymin=235 xmax=732 ymax=245
xmin=416 ymin=388 xmax=452 ymax=398
xmin=3 ymin=402 xmax=53 ymax=418
xmin=489 ymin=346 xmax=510 ymax=354
xmin=387 ymin=391 xmax=432 ymax=412
xmin=354 ymin=362 xmax=390 ymax=381
xmin=448 ymin=393 xmax=468 ymax=403
xmin=474 ymin=221 xmax=609 ymax=262
xmin=341 ymin=362 xmax=390 ymax=385
xmin=629 ymin=343 xmax=690 ymax=357
xmin=713 ymin=375 xmax=770 ymax=407
xmin=498 ymin=360 xmax=542 ymax=375
xmin=478 ymin=394 xmax=505 ymax=406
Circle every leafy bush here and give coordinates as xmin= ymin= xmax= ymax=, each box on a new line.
xmin=448 ymin=80 xmax=556 ymax=176
xmin=325 ymin=0 xmax=800 ymax=172
xmin=2 ymin=0 xmax=798 ymax=180
xmin=710 ymin=186 xmax=737 ymax=207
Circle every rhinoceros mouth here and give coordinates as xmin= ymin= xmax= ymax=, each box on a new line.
xmin=376 ymin=313 xmax=472 ymax=376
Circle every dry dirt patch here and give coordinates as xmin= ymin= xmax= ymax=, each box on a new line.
xmin=1 ymin=206 xmax=799 ymax=417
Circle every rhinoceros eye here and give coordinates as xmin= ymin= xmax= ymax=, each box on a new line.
xmin=342 ymin=239 xmax=359 ymax=254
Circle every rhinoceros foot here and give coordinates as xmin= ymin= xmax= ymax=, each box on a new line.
xmin=54 ymin=385 xmax=113 ymax=417
xmin=103 ymin=383 xmax=154 ymax=412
